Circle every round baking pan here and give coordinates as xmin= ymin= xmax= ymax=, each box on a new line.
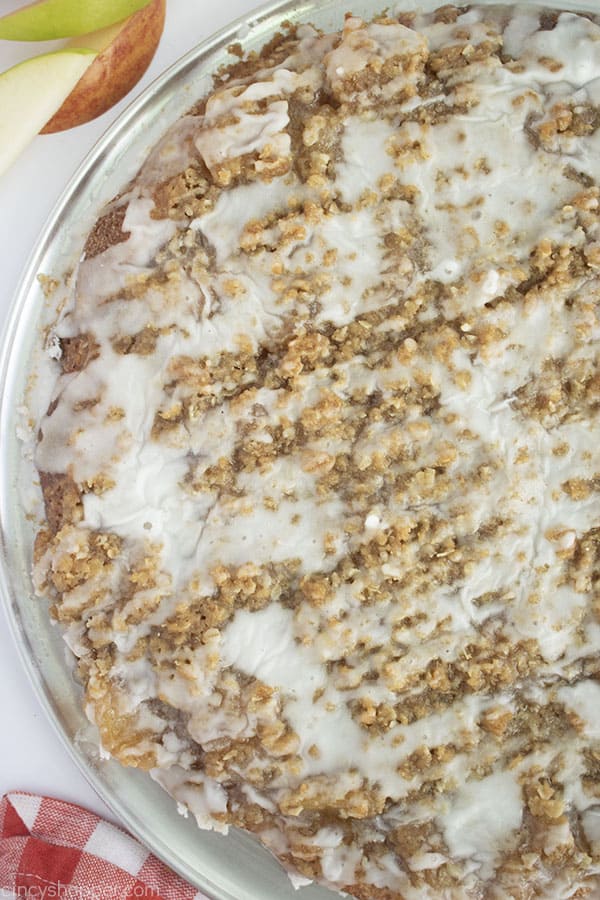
xmin=1 ymin=1 xmax=598 ymax=897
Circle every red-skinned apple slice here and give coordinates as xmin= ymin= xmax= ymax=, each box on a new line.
xmin=41 ymin=0 xmax=166 ymax=133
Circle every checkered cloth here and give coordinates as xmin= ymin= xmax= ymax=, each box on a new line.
xmin=0 ymin=792 xmax=208 ymax=900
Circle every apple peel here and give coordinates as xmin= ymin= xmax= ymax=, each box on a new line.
xmin=0 ymin=0 xmax=153 ymax=41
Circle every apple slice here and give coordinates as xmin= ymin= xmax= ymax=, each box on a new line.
xmin=41 ymin=0 xmax=166 ymax=133
xmin=0 ymin=0 xmax=152 ymax=41
xmin=0 ymin=49 xmax=96 ymax=176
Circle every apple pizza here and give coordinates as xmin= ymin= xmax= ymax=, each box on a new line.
xmin=31 ymin=4 xmax=600 ymax=899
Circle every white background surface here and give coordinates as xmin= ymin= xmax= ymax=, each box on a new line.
xmin=0 ymin=0 xmax=259 ymax=826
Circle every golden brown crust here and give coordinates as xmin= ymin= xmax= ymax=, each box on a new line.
xmin=59 ymin=332 xmax=100 ymax=374
xmin=83 ymin=204 xmax=130 ymax=259
xmin=38 ymin=471 xmax=83 ymax=534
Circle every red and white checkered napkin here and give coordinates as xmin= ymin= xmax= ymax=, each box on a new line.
xmin=0 ymin=792 xmax=208 ymax=900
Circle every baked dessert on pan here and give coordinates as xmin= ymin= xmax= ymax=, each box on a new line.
xmin=32 ymin=4 xmax=600 ymax=897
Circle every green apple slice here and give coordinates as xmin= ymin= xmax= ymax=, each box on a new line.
xmin=0 ymin=0 xmax=152 ymax=41
xmin=0 ymin=49 xmax=96 ymax=176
